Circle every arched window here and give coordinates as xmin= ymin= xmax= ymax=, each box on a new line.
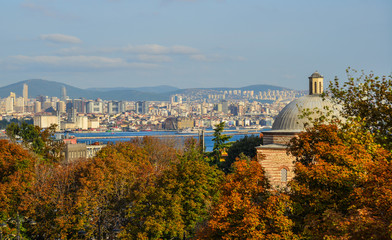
xmin=281 ymin=168 xmax=288 ymax=182
xmin=314 ymin=82 xmax=317 ymax=94
xmin=319 ymin=82 xmax=322 ymax=93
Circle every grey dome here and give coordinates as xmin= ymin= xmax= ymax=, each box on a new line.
xmin=272 ymin=95 xmax=336 ymax=131
xmin=310 ymin=71 xmax=323 ymax=78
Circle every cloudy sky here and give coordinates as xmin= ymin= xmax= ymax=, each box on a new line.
xmin=1 ymin=0 xmax=391 ymax=90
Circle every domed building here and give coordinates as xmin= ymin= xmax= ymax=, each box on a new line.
xmin=256 ymin=71 xmax=338 ymax=188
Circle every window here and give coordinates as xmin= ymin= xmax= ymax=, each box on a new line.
xmin=281 ymin=168 xmax=288 ymax=182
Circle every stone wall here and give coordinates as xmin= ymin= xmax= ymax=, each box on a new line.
xmin=256 ymin=145 xmax=296 ymax=188
xmin=262 ymin=131 xmax=297 ymax=145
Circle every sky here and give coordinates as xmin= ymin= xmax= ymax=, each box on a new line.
xmin=0 ymin=0 xmax=391 ymax=90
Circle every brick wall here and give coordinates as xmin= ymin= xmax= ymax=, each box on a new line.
xmin=257 ymin=146 xmax=296 ymax=188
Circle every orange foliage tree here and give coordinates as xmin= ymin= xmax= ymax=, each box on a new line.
xmin=288 ymin=121 xmax=392 ymax=239
xmin=75 ymin=140 xmax=155 ymax=239
xmin=198 ymin=158 xmax=296 ymax=239
xmin=26 ymin=161 xmax=88 ymax=239
xmin=0 ymin=140 xmax=37 ymax=237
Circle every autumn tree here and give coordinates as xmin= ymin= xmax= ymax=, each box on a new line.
xmin=288 ymin=121 xmax=391 ymax=239
xmin=75 ymin=141 xmax=154 ymax=239
xmin=131 ymin=136 xmax=179 ymax=174
xmin=26 ymin=160 xmax=88 ymax=239
xmin=327 ymin=68 xmax=392 ymax=150
xmin=0 ymin=140 xmax=37 ymax=237
xmin=124 ymin=139 xmax=223 ymax=239
xmin=198 ymin=158 xmax=296 ymax=239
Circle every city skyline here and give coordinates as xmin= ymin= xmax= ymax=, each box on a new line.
xmin=1 ymin=0 xmax=391 ymax=90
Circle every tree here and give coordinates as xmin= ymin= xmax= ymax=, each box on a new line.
xmin=76 ymin=141 xmax=154 ymax=239
xmin=0 ymin=140 xmax=37 ymax=237
xmin=327 ymin=68 xmax=392 ymax=150
xmin=223 ymin=135 xmax=263 ymax=173
xmin=6 ymin=122 xmax=64 ymax=162
xmin=124 ymin=139 xmax=223 ymax=239
xmin=198 ymin=158 xmax=296 ymax=239
xmin=211 ymin=122 xmax=232 ymax=165
xmin=288 ymin=121 xmax=391 ymax=239
xmin=26 ymin=160 xmax=88 ymax=239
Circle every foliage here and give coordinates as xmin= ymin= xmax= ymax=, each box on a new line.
xmin=125 ymin=139 xmax=223 ymax=239
xmin=0 ymin=118 xmax=33 ymax=130
xmin=6 ymin=122 xmax=64 ymax=162
xmin=288 ymin=121 xmax=392 ymax=239
xmin=223 ymin=135 xmax=263 ymax=173
xmin=0 ymin=140 xmax=36 ymax=237
xmin=211 ymin=122 xmax=232 ymax=165
xmin=198 ymin=158 xmax=296 ymax=239
xmin=327 ymin=68 xmax=392 ymax=150
xmin=26 ymin=160 xmax=88 ymax=239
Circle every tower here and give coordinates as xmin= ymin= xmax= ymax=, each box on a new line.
xmin=308 ymin=71 xmax=324 ymax=95
xmin=23 ymin=83 xmax=28 ymax=104
xmin=61 ymin=86 xmax=67 ymax=101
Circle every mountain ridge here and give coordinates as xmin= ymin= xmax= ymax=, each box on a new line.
xmin=0 ymin=79 xmax=292 ymax=101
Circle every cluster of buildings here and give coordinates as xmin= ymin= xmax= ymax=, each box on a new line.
xmin=1 ymin=71 xmax=337 ymax=189
xmin=0 ymin=84 xmax=306 ymax=132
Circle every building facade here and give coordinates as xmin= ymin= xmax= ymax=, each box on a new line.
xmin=257 ymin=72 xmax=337 ymax=188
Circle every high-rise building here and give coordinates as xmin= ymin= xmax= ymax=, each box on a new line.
xmin=73 ymin=99 xmax=85 ymax=113
xmin=61 ymin=86 xmax=67 ymax=101
xmin=135 ymin=101 xmax=149 ymax=114
xmin=34 ymin=101 xmax=41 ymax=113
xmin=107 ymin=101 xmax=125 ymax=114
xmin=23 ymin=84 xmax=28 ymax=104
xmin=86 ymin=100 xmax=103 ymax=114
xmin=14 ymin=97 xmax=24 ymax=113
xmin=56 ymin=101 xmax=66 ymax=113
xmin=221 ymin=100 xmax=229 ymax=114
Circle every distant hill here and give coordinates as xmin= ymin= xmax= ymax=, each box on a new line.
xmin=0 ymin=79 xmax=292 ymax=101
xmin=0 ymin=79 xmax=169 ymax=101
xmin=173 ymin=84 xmax=290 ymax=95
xmin=87 ymin=85 xmax=179 ymax=93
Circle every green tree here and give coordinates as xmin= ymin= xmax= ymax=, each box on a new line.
xmin=125 ymin=139 xmax=223 ymax=239
xmin=223 ymin=135 xmax=263 ymax=173
xmin=6 ymin=122 xmax=63 ymax=162
xmin=211 ymin=122 xmax=232 ymax=165
xmin=327 ymin=68 xmax=392 ymax=150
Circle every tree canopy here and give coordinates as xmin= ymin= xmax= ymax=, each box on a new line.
xmin=198 ymin=158 xmax=296 ymax=239
xmin=327 ymin=68 xmax=392 ymax=150
xmin=224 ymin=135 xmax=263 ymax=173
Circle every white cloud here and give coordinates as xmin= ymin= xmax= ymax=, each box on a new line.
xmin=57 ymin=44 xmax=198 ymax=55
xmin=21 ymin=2 xmax=57 ymax=18
xmin=171 ymin=45 xmax=199 ymax=54
xmin=8 ymin=55 xmax=158 ymax=69
xmin=40 ymin=34 xmax=82 ymax=44
xmin=190 ymin=54 xmax=210 ymax=61
xmin=138 ymin=54 xmax=172 ymax=62
xmin=122 ymin=44 xmax=198 ymax=55
xmin=190 ymin=54 xmax=246 ymax=62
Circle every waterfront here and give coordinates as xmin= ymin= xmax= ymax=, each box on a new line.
xmin=68 ymin=130 xmax=267 ymax=152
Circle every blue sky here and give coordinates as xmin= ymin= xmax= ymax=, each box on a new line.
xmin=0 ymin=0 xmax=391 ymax=90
